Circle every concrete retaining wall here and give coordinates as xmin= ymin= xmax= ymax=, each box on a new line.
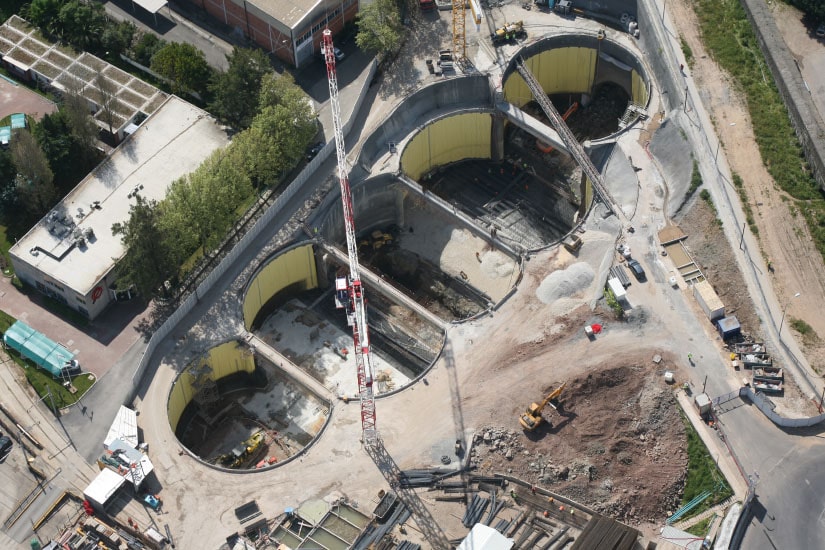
xmin=739 ymin=0 xmax=825 ymax=191
xmin=358 ymin=75 xmax=493 ymax=170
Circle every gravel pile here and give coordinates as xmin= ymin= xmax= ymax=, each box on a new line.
xmin=536 ymin=262 xmax=595 ymax=304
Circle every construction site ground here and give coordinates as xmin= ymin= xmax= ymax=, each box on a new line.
xmin=6 ymin=1 xmax=825 ymax=549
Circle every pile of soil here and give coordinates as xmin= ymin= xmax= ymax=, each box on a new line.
xmin=470 ymin=364 xmax=687 ymax=525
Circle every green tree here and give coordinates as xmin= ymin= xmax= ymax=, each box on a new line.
xmin=26 ymin=0 xmax=62 ymax=37
xmin=355 ymin=0 xmax=404 ymax=56
xmin=10 ymin=129 xmax=57 ymax=218
xmin=258 ymin=71 xmax=310 ymax=111
xmin=209 ymin=47 xmax=272 ymax=129
xmin=131 ymin=32 xmax=166 ymax=66
xmin=60 ymin=76 xmax=100 ymax=165
xmin=164 ymin=151 xmax=252 ymax=253
xmin=151 ymin=42 xmax=212 ymax=96
xmin=0 ymin=150 xmax=19 ymax=222
xmin=57 ymin=0 xmax=106 ymax=53
xmin=34 ymin=110 xmax=101 ymax=194
xmin=101 ymin=20 xmax=137 ymax=60
xmin=112 ymin=196 xmax=180 ymax=299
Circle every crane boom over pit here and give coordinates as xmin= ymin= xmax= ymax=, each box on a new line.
xmin=323 ymin=29 xmax=377 ymax=445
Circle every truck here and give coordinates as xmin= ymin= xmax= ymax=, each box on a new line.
xmin=491 ymin=21 xmax=527 ymax=46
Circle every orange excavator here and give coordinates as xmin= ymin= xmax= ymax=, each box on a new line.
xmin=519 ymin=382 xmax=566 ymax=431
xmin=536 ymin=102 xmax=578 ymax=154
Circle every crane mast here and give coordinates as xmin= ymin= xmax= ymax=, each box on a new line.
xmin=323 ymin=29 xmax=378 ymax=445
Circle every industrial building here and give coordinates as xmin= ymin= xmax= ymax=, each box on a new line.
xmin=9 ymin=96 xmax=230 ymax=320
xmin=185 ymin=0 xmax=359 ymax=67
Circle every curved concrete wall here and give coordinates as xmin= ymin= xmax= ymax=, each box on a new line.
xmin=315 ymin=174 xmax=405 ymax=244
xmin=167 ymin=339 xmax=256 ymax=432
xmin=242 ymin=243 xmax=319 ymax=330
xmin=401 ymin=112 xmax=493 ymax=181
xmin=503 ymin=35 xmax=650 ymax=109
xmin=358 ymin=75 xmax=493 ymax=170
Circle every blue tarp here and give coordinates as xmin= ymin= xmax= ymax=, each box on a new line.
xmin=10 ymin=113 xmax=26 ymax=129
xmin=2 ymin=320 xmax=75 ymax=378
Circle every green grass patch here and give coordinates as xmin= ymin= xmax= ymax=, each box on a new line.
xmin=732 ymin=173 xmax=758 ymax=235
xmin=4 ymin=348 xmax=95 ymax=408
xmin=686 ymin=516 xmax=713 ymax=537
xmin=790 ymin=317 xmax=818 ymax=347
xmin=680 ymin=36 xmax=694 ymax=66
xmin=688 ymin=160 xmax=703 ymax=196
xmin=699 ymin=189 xmax=721 ymax=226
xmin=694 ymin=0 xmax=825 ymax=255
xmin=680 ymin=414 xmax=734 ymax=518
xmin=0 ymin=309 xmax=16 ymax=334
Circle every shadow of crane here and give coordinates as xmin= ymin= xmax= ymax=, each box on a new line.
xmin=366 ymin=440 xmax=451 ymax=549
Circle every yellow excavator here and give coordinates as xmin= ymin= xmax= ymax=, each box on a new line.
xmin=519 ymin=382 xmax=566 ymax=431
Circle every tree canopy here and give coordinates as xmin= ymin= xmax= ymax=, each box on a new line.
xmin=10 ymin=129 xmax=57 ymax=220
xmin=151 ymin=42 xmax=213 ymax=96
xmin=356 ymin=0 xmax=404 ymax=56
xmin=210 ymin=47 xmax=272 ymax=129
xmin=112 ymin=196 xmax=181 ymax=299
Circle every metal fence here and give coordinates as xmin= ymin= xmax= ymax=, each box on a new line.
xmin=129 ymin=61 xmax=378 ymax=395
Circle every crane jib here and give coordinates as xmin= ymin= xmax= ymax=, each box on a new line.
xmin=323 ymin=28 xmax=378 ymax=442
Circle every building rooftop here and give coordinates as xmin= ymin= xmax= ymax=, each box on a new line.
xmin=10 ymin=96 xmax=230 ymax=295
xmin=0 ymin=15 xmax=168 ymax=133
xmin=250 ymin=0 xmax=322 ymax=30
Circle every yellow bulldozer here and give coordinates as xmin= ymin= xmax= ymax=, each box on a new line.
xmin=519 ymin=382 xmax=566 ymax=432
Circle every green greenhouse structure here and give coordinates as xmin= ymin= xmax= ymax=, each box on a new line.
xmin=2 ymin=320 xmax=78 ymax=378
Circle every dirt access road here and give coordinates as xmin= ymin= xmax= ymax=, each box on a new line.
xmin=669 ymin=0 xmax=825 ymax=370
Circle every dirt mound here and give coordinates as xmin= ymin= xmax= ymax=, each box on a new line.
xmin=471 ymin=363 xmax=687 ymax=525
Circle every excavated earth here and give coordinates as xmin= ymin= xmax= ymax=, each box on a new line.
xmin=471 ymin=359 xmax=688 ymax=526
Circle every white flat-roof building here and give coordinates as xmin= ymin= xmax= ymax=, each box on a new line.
xmin=10 ymin=95 xmax=230 ymax=320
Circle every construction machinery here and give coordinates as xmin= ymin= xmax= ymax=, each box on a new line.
xmin=519 ymin=383 xmax=566 ymax=431
xmin=491 ymin=21 xmax=527 ymax=46
xmin=324 ymin=29 xmax=378 ymax=445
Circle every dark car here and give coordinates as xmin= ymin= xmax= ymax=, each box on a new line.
xmin=627 ymin=259 xmax=646 ymax=281
xmin=0 ymin=435 xmax=12 ymax=460
xmin=306 ymin=141 xmax=325 ymax=161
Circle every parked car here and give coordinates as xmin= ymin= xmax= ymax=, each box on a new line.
xmin=817 ymin=23 xmax=825 ymax=38
xmin=306 ymin=141 xmax=325 ymax=161
xmin=627 ymin=259 xmax=646 ymax=281
xmin=0 ymin=435 xmax=13 ymax=461
xmin=320 ymin=46 xmax=345 ymax=62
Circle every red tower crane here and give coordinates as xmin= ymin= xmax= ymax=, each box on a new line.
xmin=323 ymin=29 xmax=378 ymax=445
